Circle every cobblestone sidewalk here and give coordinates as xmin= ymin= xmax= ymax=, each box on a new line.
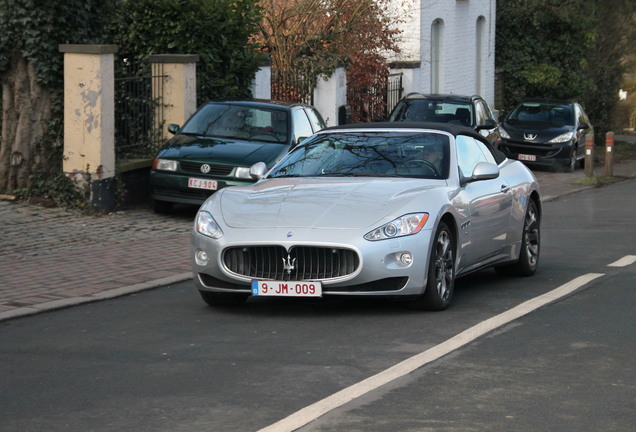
xmin=0 ymin=202 xmax=194 ymax=320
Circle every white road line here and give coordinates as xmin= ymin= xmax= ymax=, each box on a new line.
xmin=608 ymin=255 xmax=636 ymax=267
xmin=258 ymin=272 xmax=605 ymax=432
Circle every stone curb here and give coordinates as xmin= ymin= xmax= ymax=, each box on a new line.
xmin=0 ymin=273 xmax=192 ymax=323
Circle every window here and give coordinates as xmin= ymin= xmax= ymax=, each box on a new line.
xmin=475 ymin=17 xmax=486 ymax=95
xmin=456 ymin=135 xmax=496 ymax=178
xmin=304 ymin=108 xmax=327 ymax=133
xmin=292 ymin=109 xmax=314 ymax=144
xmin=431 ymin=19 xmax=444 ymax=93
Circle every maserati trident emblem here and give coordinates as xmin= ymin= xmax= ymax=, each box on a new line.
xmin=200 ymin=164 xmax=211 ymax=174
xmin=282 ymin=254 xmax=296 ymax=275
xmin=524 ymin=133 xmax=538 ymax=141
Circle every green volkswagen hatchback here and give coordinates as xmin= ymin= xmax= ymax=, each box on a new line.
xmin=150 ymin=100 xmax=326 ymax=212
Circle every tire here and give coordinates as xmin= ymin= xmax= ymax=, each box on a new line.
xmin=495 ymin=199 xmax=540 ymax=277
xmin=564 ymin=149 xmax=577 ymax=172
xmin=199 ymin=291 xmax=249 ymax=307
xmin=153 ymin=200 xmax=173 ymax=214
xmin=410 ymin=221 xmax=456 ymax=311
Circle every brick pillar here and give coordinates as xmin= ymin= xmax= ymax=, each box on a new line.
xmin=149 ymin=54 xmax=199 ymax=139
xmin=59 ymin=44 xmax=118 ymax=212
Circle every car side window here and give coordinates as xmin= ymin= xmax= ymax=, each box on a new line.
xmin=475 ymin=101 xmax=489 ymax=125
xmin=576 ymin=104 xmax=590 ymax=126
xmin=293 ymin=109 xmax=315 ymax=144
xmin=305 ymin=108 xmax=327 ymax=132
xmin=456 ymin=135 xmax=496 ymax=178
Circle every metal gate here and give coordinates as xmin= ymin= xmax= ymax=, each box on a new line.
xmin=271 ymin=68 xmax=315 ymax=105
xmin=347 ymin=72 xmax=403 ymax=123
xmin=114 ymin=58 xmax=166 ymax=161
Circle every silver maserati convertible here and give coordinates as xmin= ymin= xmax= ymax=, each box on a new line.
xmin=191 ymin=122 xmax=541 ymax=310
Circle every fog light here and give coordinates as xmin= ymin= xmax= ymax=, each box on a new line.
xmin=399 ymin=252 xmax=413 ymax=266
xmin=195 ymin=250 xmax=209 ymax=266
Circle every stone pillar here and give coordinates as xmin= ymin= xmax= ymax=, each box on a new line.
xmin=149 ymin=54 xmax=199 ymax=139
xmin=59 ymin=44 xmax=118 ymax=212
xmin=313 ymin=67 xmax=347 ymax=127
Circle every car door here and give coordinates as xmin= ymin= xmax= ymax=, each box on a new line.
xmin=455 ymin=135 xmax=513 ymax=269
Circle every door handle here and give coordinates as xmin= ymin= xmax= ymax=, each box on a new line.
xmin=501 ymin=184 xmax=510 ymax=193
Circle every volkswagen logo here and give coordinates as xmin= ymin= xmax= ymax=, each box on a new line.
xmin=524 ymin=133 xmax=538 ymax=141
xmin=200 ymin=164 xmax=211 ymax=174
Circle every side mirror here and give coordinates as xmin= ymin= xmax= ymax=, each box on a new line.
xmin=475 ymin=118 xmax=497 ymax=131
xmin=249 ymin=162 xmax=268 ymax=180
xmin=578 ymin=123 xmax=591 ymax=130
xmin=167 ymin=123 xmax=180 ymax=135
xmin=463 ymin=162 xmax=499 ymax=185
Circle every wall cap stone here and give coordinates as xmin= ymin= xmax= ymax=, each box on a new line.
xmin=59 ymin=44 xmax=118 ymax=54
xmin=149 ymin=54 xmax=200 ymax=64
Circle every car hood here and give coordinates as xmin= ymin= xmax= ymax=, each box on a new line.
xmin=216 ymin=178 xmax=444 ymax=230
xmin=157 ymin=134 xmax=288 ymax=166
xmin=502 ymin=120 xmax=575 ymax=142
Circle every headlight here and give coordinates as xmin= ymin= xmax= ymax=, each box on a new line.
xmin=364 ymin=213 xmax=429 ymax=241
xmin=499 ymin=127 xmax=510 ymax=139
xmin=154 ymin=158 xmax=177 ymax=171
xmin=195 ymin=211 xmax=223 ymax=239
xmin=234 ymin=167 xmax=252 ymax=179
xmin=547 ymin=132 xmax=574 ymax=143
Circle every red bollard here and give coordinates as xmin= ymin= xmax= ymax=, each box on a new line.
xmin=605 ymin=131 xmax=614 ymax=177
xmin=584 ymin=133 xmax=595 ymax=178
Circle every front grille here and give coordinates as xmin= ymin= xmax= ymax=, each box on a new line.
xmin=180 ymin=161 xmax=233 ymax=176
xmin=223 ymin=246 xmax=360 ymax=280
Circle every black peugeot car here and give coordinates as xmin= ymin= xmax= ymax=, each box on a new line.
xmin=498 ymin=99 xmax=593 ymax=171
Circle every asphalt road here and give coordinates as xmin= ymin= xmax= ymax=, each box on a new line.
xmin=1 ymin=180 xmax=635 ymax=432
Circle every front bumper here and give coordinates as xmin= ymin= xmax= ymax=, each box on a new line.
xmin=191 ymin=228 xmax=434 ymax=297
xmin=150 ymin=170 xmax=254 ymax=205
xmin=499 ymin=140 xmax=574 ymax=167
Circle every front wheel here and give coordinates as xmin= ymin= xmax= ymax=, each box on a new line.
xmin=410 ymin=221 xmax=456 ymax=311
xmin=495 ymin=199 xmax=540 ymax=276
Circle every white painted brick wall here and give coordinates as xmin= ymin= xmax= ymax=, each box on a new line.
xmin=388 ymin=0 xmax=496 ymax=108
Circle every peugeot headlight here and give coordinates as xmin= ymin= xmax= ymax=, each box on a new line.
xmin=195 ymin=211 xmax=223 ymax=239
xmin=234 ymin=167 xmax=252 ymax=179
xmin=153 ymin=158 xmax=177 ymax=171
xmin=499 ymin=127 xmax=511 ymax=139
xmin=548 ymin=132 xmax=574 ymax=143
xmin=364 ymin=213 xmax=429 ymax=241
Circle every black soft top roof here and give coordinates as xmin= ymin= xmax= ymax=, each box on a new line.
xmin=320 ymin=122 xmax=507 ymax=164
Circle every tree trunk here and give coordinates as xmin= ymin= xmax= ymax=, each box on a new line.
xmin=0 ymin=52 xmax=52 ymax=192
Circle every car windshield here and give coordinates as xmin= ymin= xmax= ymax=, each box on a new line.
xmin=268 ymin=131 xmax=450 ymax=180
xmin=507 ymin=102 xmax=574 ymax=126
xmin=390 ymin=99 xmax=474 ymax=127
xmin=180 ymin=103 xmax=289 ymax=143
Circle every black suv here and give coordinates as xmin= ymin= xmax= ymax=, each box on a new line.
xmin=388 ymin=93 xmax=501 ymax=146
xmin=498 ymin=99 xmax=593 ymax=172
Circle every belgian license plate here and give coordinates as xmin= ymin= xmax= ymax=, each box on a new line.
xmin=251 ymin=280 xmax=322 ymax=297
xmin=518 ymin=154 xmax=536 ymax=162
xmin=188 ymin=177 xmax=217 ymax=190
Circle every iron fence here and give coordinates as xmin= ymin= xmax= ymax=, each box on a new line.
xmin=271 ymin=68 xmax=314 ymax=105
xmin=114 ymin=58 xmax=166 ymax=161
xmin=347 ymin=73 xmax=402 ymax=123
